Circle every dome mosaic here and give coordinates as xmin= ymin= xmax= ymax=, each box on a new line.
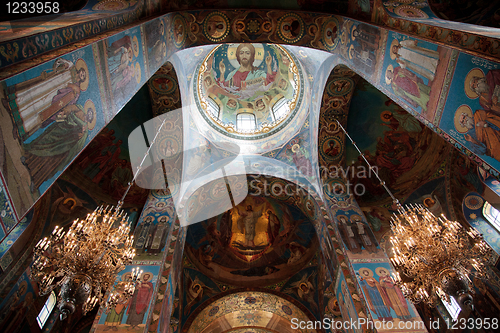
xmin=194 ymin=43 xmax=304 ymax=140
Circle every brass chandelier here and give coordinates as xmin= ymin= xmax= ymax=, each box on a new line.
xmin=389 ymin=204 xmax=492 ymax=308
xmin=31 ymin=116 xmax=170 ymax=320
xmin=31 ymin=205 xmax=138 ymax=320
xmin=336 ymin=120 xmax=494 ymax=309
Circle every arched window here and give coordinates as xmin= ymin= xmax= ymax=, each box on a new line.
xmin=439 ymin=294 xmax=461 ymax=321
xmin=236 ymin=113 xmax=256 ymax=131
xmin=37 ymin=291 xmax=56 ymax=328
xmin=271 ymin=97 xmax=289 ymax=122
xmin=207 ymin=97 xmax=221 ymax=119
xmin=482 ymin=202 xmax=500 ymax=232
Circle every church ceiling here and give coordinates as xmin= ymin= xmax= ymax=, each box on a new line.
xmin=185 ymin=179 xmax=319 ymax=287
xmin=345 ymin=78 xmax=450 ymax=206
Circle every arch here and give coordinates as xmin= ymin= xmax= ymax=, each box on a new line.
xmin=185 ymin=290 xmax=318 ymax=333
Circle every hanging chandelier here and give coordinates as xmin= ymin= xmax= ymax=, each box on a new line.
xmin=31 ymin=116 xmax=170 ymax=320
xmin=31 ymin=204 xmax=138 ymax=320
xmin=389 ymin=204 xmax=493 ymax=308
xmin=335 ymin=120 xmax=494 ymax=309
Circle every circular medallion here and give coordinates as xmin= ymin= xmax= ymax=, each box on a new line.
xmin=281 ymin=304 xmax=292 ymax=315
xmin=244 ymin=296 xmax=257 ymax=304
xmin=269 ymin=179 xmax=291 ymax=201
xmin=194 ymin=43 xmax=304 ymax=140
xmin=277 ymin=13 xmax=305 ymax=44
xmin=172 ymin=14 xmax=187 ymax=49
xmin=321 ymin=18 xmax=339 ymax=51
xmin=305 ymin=198 xmax=316 ymax=219
xmin=150 ymin=74 xmax=177 ymax=95
xmin=394 ymin=5 xmax=429 ymax=19
xmin=208 ymin=305 xmax=219 ymax=316
xmin=321 ymin=136 xmax=343 ymax=161
xmin=203 ymin=12 xmax=230 ymax=42
xmin=158 ymin=135 xmax=180 ymax=161
xmin=327 ymin=77 xmax=354 ymax=96
xmin=465 ymin=194 xmax=484 ymax=210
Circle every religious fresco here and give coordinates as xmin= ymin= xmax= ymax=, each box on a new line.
xmin=439 ymin=53 xmax=500 ymax=175
xmin=101 ymin=28 xmax=145 ymax=112
xmin=186 ymin=194 xmax=318 ymax=286
xmin=185 ymin=291 xmax=316 ymax=333
xmin=0 ymin=214 xmax=30 ymax=260
xmin=143 ymin=17 xmax=167 ymax=76
xmin=0 ymin=182 xmax=16 ymax=238
xmin=345 ymin=79 xmax=449 ymax=206
xmin=0 ymin=271 xmax=35 ymax=328
xmin=94 ymin=265 xmax=160 ymax=333
xmin=318 ymin=66 xmax=359 ymax=171
xmin=194 ymin=43 xmax=305 ymax=139
xmin=336 ymin=268 xmax=362 ymax=333
xmin=334 ymin=209 xmax=382 ymax=259
xmin=281 ymin=266 xmax=320 ymax=318
xmin=0 ymin=46 xmax=104 ymax=221
xmin=351 ymin=262 xmax=424 ymax=332
xmin=274 ymin=129 xmax=316 ymax=181
xmin=339 ymin=20 xmax=384 ymax=79
xmin=381 ymin=32 xmax=452 ymax=117
xmin=181 ymin=267 xmax=221 ymax=321
xmin=133 ymin=195 xmax=175 ymax=262
xmin=0 ymin=1 xmax=144 ymax=70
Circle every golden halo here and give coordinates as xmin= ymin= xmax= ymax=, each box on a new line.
xmin=375 ymin=267 xmax=389 ymax=277
xmin=227 ymin=43 xmax=265 ymax=69
xmin=350 ymin=214 xmax=362 ymax=222
xmin=348 ymin=44 xmax=354 ymax=59
xmin=380 ymin=110 xmax=392 ymax=122
xmin=291 ymin=143 xmax=300 ymax=153
xmin=385 ymin=64 xmax=394 ymax=85
xmin=464 ymin=68 xmax=485 ymax=99
xmin=75 ymin=58 xmax=89 ymax=91
xmin=351 ymin=25 xmax=357 ymax=40
xmin=135 ymin=62 xmax=141 ymax=84
xmin=121 ymin=272 xmax=133 ymax=281
xmin=336 ymin=214 xmax=348 ymax=222
xmin=454 ymin=104 xmax=473 ymax=134
xmin=359 ymin=267 xmax=373 ymax=277
xmin=62 ymin=197 xmax=76 ymax=208
xmin=390 ymin=39 xmax=400 ymax=60
xmin=141 ymin=272 xmax=152 ymax=280
xmin=132 ymin=36 xmax=139 ymax=58
xmin=84 ymin=99 xmax=97 ymax=131
xmin=18 ymin=280 xmax=28 ymax=295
